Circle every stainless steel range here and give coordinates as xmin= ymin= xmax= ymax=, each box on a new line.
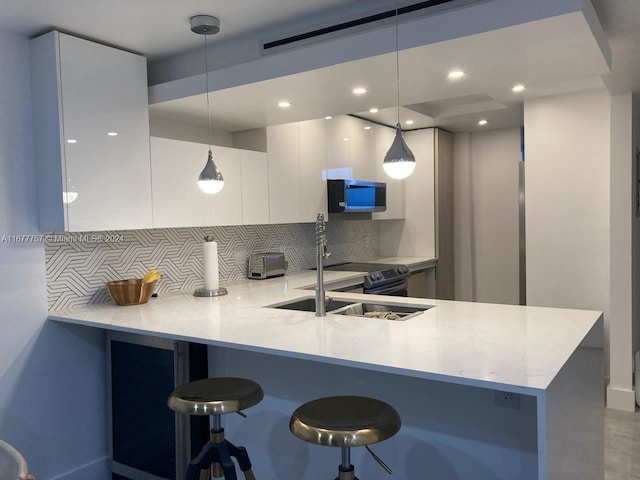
xmin=322 ymin=262 xmax=412 ymax=296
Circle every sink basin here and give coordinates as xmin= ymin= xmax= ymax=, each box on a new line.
xmin=270 ymin=297 xmax=355 ymax=313
xmin=331 ymin=302 xmax=431 ymax=321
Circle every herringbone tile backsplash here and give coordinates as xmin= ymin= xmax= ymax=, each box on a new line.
xmin=45 ymin=217 xmax=379 ymax=309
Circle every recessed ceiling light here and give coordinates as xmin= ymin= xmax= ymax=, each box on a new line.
xmin=353 ymin=87 xmax=367 ymax=95
xmin=107 ymin=132 xmax=118 ymax=136
xmin=324 ymin=116 xmax=333 ymax=120
xmin=369 ymin=107 xmax=379 ymax=113
xmin=448 ymin=70 xmax=465 ymax=79
xmin=278 ymin=101 xmax=291 ymax=108
xmin=343 ymin=137 xmax=349 ymax=141
xmin=512 ymin=84 xmax=526 ymax=93
xmin=364 ymin=126 xmax=372 ymax=130
xmin=405 ymin=120 xmax=414 ymax=125
xmin=478 ymin=119 xmax=488 ymax=126
xmin=66 ymin=139 xmax=77 ymax=144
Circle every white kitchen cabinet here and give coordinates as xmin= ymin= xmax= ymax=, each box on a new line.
xmin=240 ymin=150 xmax=270 ymax=225
xmin=267 ymin=123 xmax=301 ymax=223
xmin=150 ymin=138 xmax=242 ymax=227
xmin=150 ymin=137 xmax=207 ymax=228
xmin=31 ymin=31 xmax=152 ymax=232
xmin=349 ymin=117 xmax=376 ymax=181
xmin=325 ymin=116 xmax=352 ymax=179
xmin=210 ymin=146 xmax=243 ymax=226
xmin=298 ymin=119 xmax=328 ymax=221
xmin=372 ymin=124 xmax=405 ymax=220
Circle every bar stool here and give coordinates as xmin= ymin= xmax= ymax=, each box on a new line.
xmin=168 ymin=377 xmax=264 ymax=480
xmin=289 ymin=396 xmax=401 ymax=480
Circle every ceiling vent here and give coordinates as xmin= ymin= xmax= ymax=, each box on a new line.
xmin=261 ymin=0 xmax=478 ymax=54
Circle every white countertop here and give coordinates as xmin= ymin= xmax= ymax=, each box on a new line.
xmin=48 ymin=256 xmax=602 ymax=395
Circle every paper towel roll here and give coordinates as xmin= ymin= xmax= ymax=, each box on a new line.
xmin=203 ymin=239 xmax=219 ymax=291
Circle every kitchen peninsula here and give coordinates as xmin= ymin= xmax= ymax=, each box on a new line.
xmin=49 ymin=262 xmax=603 ymax=480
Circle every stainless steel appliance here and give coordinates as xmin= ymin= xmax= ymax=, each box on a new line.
xmin=327 ymin=179 xmax=386 ymax=213
xmin=247 ymin=252 xmax=286 ymax=279
xmin=322 ymin=262 xmax=411 ymax=296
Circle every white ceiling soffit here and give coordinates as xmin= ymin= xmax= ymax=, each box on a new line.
xmin=148 ymin=4 xmax=611 ymax=133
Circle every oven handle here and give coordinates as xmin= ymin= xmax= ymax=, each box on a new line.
xmin=365 ymin=280 xmax=408 ymax=295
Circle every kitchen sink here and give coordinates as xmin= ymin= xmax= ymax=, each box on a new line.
xmin=331 ymin=302 xmax=431 ymax=321
xmin=268 ymin=297 xmax=432 ymax=320
xmin=270 ymin=297 xmax=355 ymax=313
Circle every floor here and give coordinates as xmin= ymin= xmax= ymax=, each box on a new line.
xmin=606 ymin=406 xmax=640 ymax=479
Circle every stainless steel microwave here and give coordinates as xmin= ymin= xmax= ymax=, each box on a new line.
xmin=327 ymin=179 xmax=387 ymax=213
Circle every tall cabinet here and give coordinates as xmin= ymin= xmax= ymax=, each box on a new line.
xmin=267 ymin=119 xmax=328 ymax=223
xmin=30 ymin=31 xmax=153 ymax=231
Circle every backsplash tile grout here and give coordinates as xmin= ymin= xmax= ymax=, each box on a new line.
xmin=45 ymin=217 xmax=379 ymax=309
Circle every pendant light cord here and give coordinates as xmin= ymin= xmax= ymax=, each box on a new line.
xmin=204 ymin=33 xmax=212 ymax=149
xmin=395 ymin=3 xmax=400 ymax=125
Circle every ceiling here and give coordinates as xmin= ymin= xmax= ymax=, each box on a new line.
xmin=1 ymin=0 xmax=638 ymax=133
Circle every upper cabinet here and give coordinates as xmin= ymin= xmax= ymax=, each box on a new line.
xmin=150 ymin=137 xmax=267 ymax=228
xmin=325 ymin=116 xmax=376 ymax=181
xmin=31 ymin=31 xmax=152 ymax=232
xmin=267 ymin=120 xmax=328 ymax=223
xmin=267 ymin=123 xmax=302 ymax=224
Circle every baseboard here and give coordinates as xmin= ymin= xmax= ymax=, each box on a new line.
xmin=606 ymin=385 xmax=636 ymax=412
xmin=50 ymin=456 xmax=110 ymax=480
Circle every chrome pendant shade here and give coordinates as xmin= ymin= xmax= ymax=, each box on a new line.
xmin=192 ymin=14 xmax=225 ymax=194
xmin=198 ymin=149 xmax=224 ymax=194
xmin=383 ymin=123 xmax=416 ymax=179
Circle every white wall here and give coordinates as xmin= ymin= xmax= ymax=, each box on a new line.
xmin=524 ymin=90 xmax=612 ymax=381
xmin=453 ymin=128 xmax=521 ymax=304
xmin=607 ymin=93 xmax=636 ymax=411
xmin=0 ymin=32 xmax=108 ymax=479
xmin=633 ymin=93 xmax=640 ymax=383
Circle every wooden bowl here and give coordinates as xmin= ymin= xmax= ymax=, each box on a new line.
xmin=106 ymin=279 xmax=157 ymax=306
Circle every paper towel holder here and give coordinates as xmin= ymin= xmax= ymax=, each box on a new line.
xmin=194 ymin=287 xmax=228 ymax=297
xmin=194 ymin=235 xmax=228 ymax=297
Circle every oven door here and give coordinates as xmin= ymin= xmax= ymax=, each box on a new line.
xmin=364 ymin=279 xmax=408 ymax=296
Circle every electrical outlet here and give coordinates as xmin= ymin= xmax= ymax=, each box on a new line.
xmin=494 ymin=390 xmax=520 ymax=409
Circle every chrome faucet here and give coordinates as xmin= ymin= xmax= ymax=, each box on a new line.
xmin=315 ymin=212 xmax=331 ymax=317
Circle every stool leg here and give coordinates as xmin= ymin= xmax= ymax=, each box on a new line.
xmin=226 ymin=441 xmax=255 ymax=479
xmin=185 ymin=442 xmax=219 ymax=480
xmin=210 ymin=428 xmax=226 ymax=478
xmin=216 ymin=442 xmax=238 ymax=480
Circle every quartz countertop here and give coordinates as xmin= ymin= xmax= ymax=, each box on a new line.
xmin=48 ymin=256 xmax=601 ymax=395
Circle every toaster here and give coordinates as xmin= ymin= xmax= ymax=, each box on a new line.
xmin=248 ymin=252 xmax=287 ymax=279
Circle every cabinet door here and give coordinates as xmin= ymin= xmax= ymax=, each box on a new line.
xmin=58 ymin=33 xmax=152 ymax=231
xmin=240 ymin=150 xmax=270 ymax=225
xmin=325 ymin=116 xmax=352 ymax=179
xmin=298 ymin=119 xmax=328 ymax=222
xmin=267 ymin=124 xmax=301 ymax=223
xmin=372 ymin=124 xmax=405 ymax=220
xmin=150 ymin=137 xmax=212 ymax=228
xmin=349 ymin=117 xmax=376 ymax=181
xmin=209 ymin=147 xmax=243 ymax=226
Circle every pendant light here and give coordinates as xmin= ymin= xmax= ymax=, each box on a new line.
xmin=191 ymin=15 xmax=224 ymax=194
xmin=383 ymin=5 xmax=416 ymax=180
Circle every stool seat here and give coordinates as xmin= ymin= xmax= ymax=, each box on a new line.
xmin=290 ymin=395 xmax=401 ymax=448
xmin=168 ymin=377 xmax=263 ymax=416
